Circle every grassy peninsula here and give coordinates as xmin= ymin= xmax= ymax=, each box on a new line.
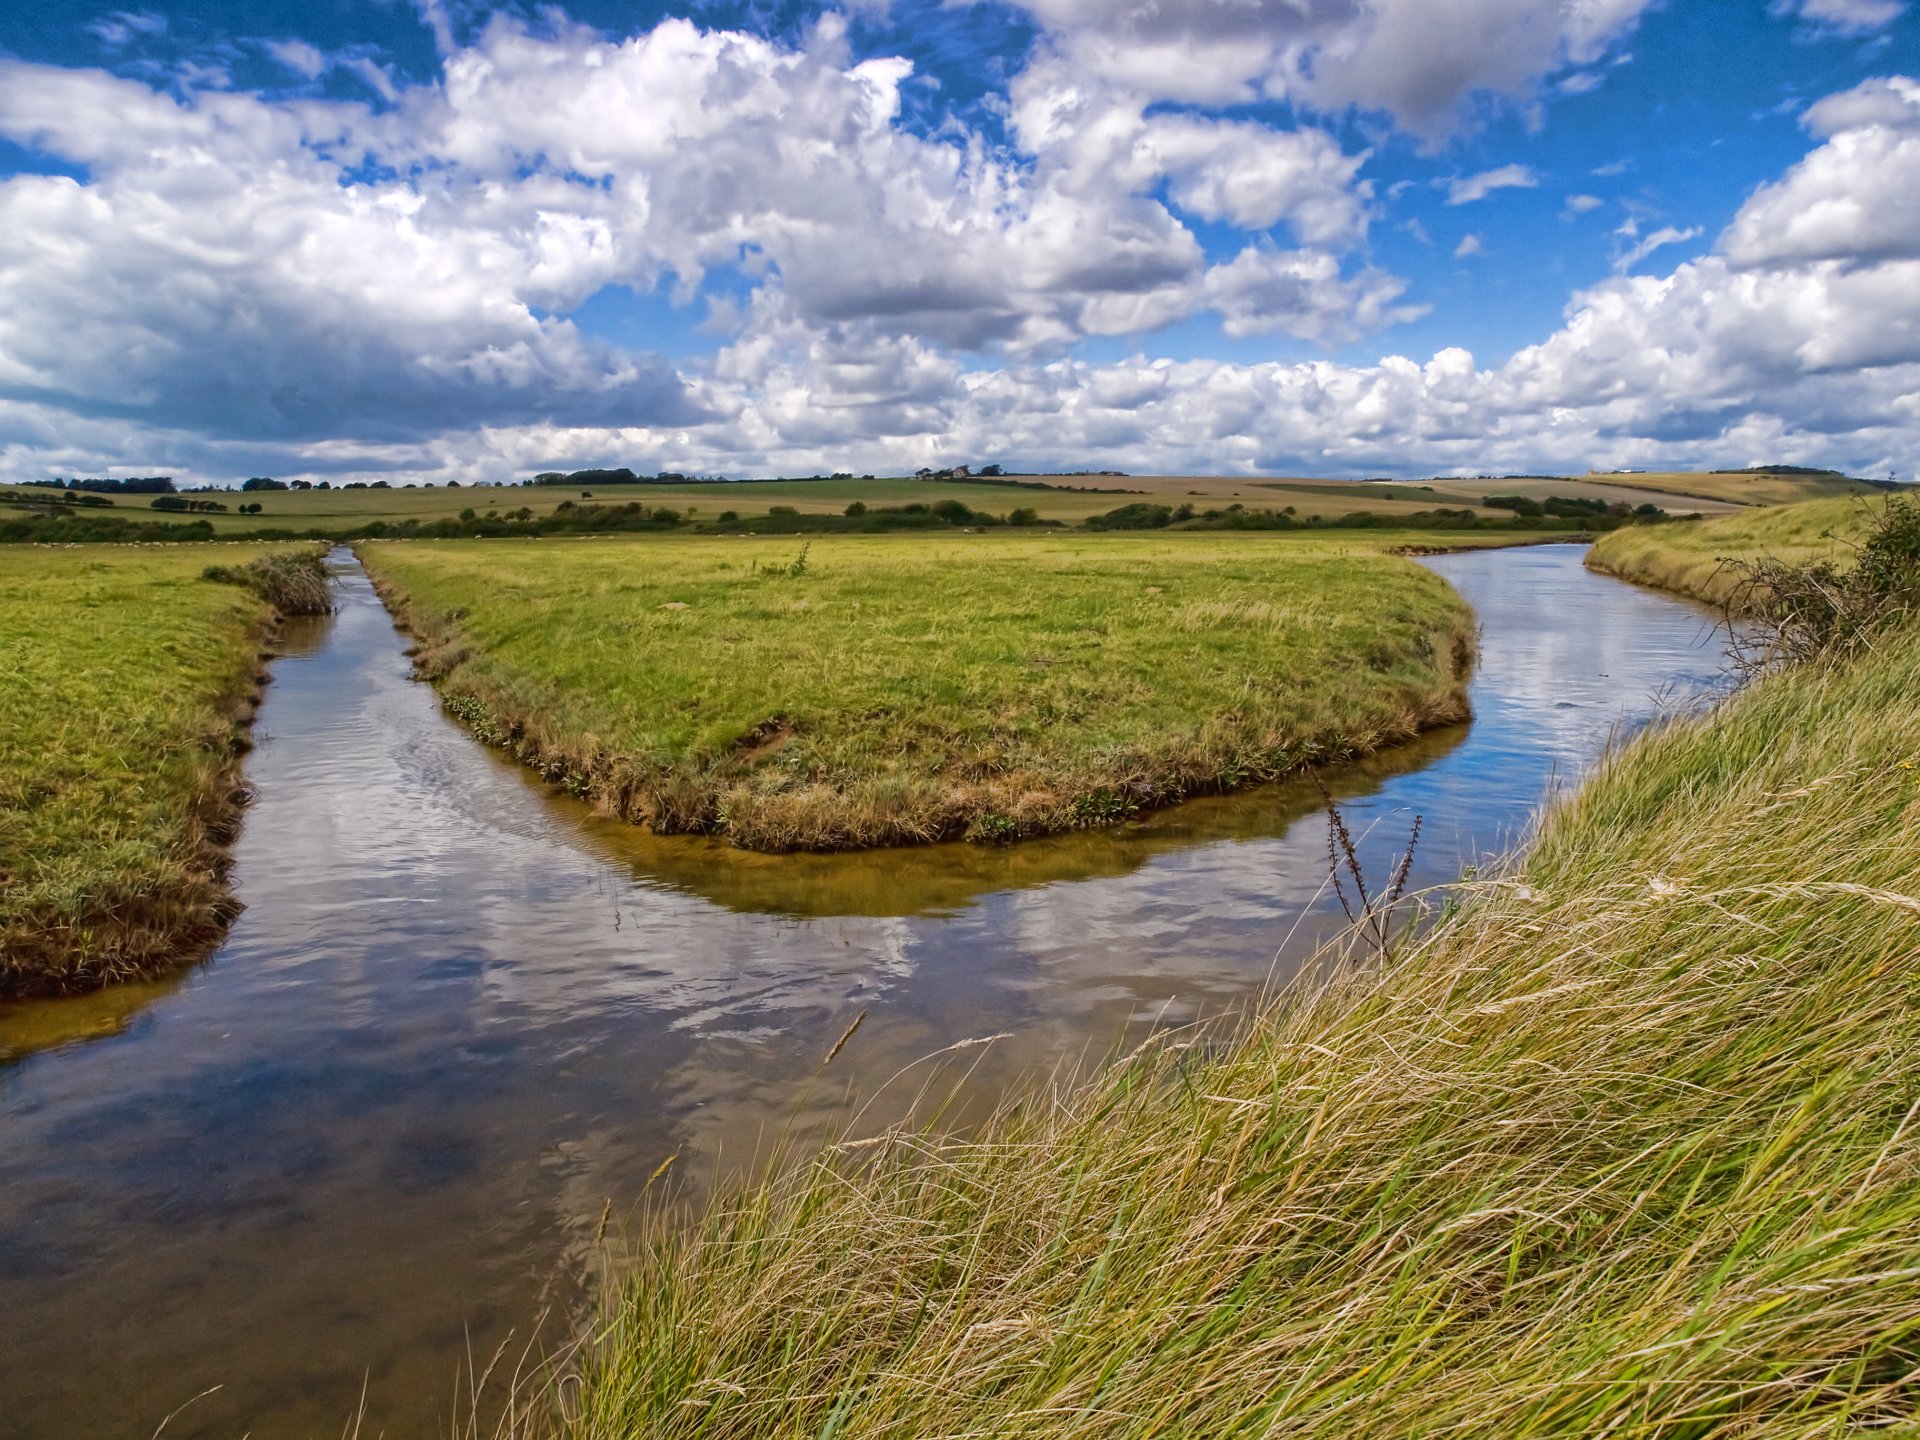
xmin=0 ymin=548 xmax=326 ymax=995
xmin=514 ymin=551 xmax=1920 ymax=1439
xmin=360 ymin=534 xmax=1476 ymax=851
xmin=1586 ymin=495 xmax=1893 ymax=607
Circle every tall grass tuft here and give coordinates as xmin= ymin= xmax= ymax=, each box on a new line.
xmin=203 ymin=550 xmax=333 ymax=616
xmin=493 ymin=609 xmax=1920 ymax=1437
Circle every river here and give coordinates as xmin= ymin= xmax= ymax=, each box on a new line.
xmin=0 ymin=544 xmax=1726 ymax=1439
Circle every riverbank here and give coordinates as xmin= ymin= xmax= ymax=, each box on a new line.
xmin=1585 ymin=494 xmax=1890 ymax=607
xmin=359 ymin=534 xmax=1477 ymax=851
xmin=0 ymin=548 xmax=328 ymax=996
xmin=523 ymin=582 xmax=1920 ymax=1436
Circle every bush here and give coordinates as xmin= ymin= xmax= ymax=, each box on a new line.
xmin=1086 ymin=502 xmax=1174 ymax=530
xmin=1726 ymin=495 xmax=1920 ymax=672
xmin=845 ymin=501 xmax=867 ymax=518
xmin=203 ymin=552 xmax=332 ymax=615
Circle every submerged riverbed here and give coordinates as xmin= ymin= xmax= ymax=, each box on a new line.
xmin=0 ymin=545 xmax=1726 ymax=1439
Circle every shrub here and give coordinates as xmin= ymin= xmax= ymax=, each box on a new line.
xmin=202 ymin=551 xmax=332 ymax=615
xmin=1086 ymin=502 xmax=1173 ymax=530
xmin=1726 ymin=495 xmax=1920 ymax=672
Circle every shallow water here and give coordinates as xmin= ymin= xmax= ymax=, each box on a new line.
xmin=0 ymin=544 xmax=1726 ymax=1439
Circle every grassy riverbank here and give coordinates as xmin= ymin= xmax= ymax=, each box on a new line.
xmin=518 ymin=591 xmax=1920 ymax=1438
xmin=0 ymin=547 xmax=325 ymax=995
xmin=1586 ymin=495 xmax=1891 ymax=607
xmin=360 ymin=534 xmax=1476 ymax=850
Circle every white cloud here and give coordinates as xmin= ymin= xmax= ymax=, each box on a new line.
xmin=1770 ymin=0 xmax=1908 ymax=36
xmin=0 ymin=15 xmax=1401 ymax=456
xmin=1454 ymin=234 xmax=1484 ymax=258
xmin=1564 ymin=193 xmax=1605 ymax=215
xmin=1011 ymin=0 xmax=1658 ymax=141
xmin=87 ymin=9 xmax=166 ymax=46
xmin=1201 ymin=247 xmax=1424 ymax=341
xmin=1721 ymin=76 xmax=1920 ymax=273
xmin=0 ymin=32 xmax=1915 ymax=488
xmin=263 ymin=39 xmax=328 ymax=80
xmin=1446 ymin=164 xmax=1539 ymax=205
xmin=1615 ymin=225 xmax=1702 ymax=273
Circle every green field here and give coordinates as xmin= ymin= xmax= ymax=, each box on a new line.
xmin=1586 ymin=494 xmax=1891 ymax=606
xmin=519 ymin=565 xmax=1920 ymax=1440
xmin=0 ymin=546 xmax=309 ymax=994
xmin=359 ymin=534 xmax=1476 ymax=851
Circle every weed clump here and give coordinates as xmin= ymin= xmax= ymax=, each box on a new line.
xmin=1725 ymin=495 xmax=1920 ymax=673
xmin=204 ymin=551 xmax=333 ymax=616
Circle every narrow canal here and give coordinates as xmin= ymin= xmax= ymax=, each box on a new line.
xmin=0 ymin=545 xmax=1727 ymax=1439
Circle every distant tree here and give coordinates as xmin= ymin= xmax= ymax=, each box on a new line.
xmin=242 ymin=476 xmax=289 ymax=491
xmin=845 ymin=500 xmax=867 ymax=517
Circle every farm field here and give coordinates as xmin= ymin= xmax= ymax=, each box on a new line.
xmin=5 ymin=465 xmax=1858 ymax=540
xmin=0 ymin=545 xmax=320 ymax=994
xmin=359 ymin=532 xmax=1477 ymax=850
xmin=1576 ymin=469 xmax=1882 ymax=508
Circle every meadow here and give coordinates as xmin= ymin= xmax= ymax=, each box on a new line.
xmin=359 ymin=533 xmax=1477 ymax=850
xmin=0 ymin=546 xmax=323 ymax=994
xmin=1586 ymin=494 xmax=1891 ymax=606
xmin=508 ymin=539 xmax=1920 ymax=1440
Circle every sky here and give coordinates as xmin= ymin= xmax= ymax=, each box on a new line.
xmin=0 ymin=0 xmax=1915 ymax=485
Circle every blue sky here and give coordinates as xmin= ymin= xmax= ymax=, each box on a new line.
xmin=0 ymin=0 xmax=1915 ymax=482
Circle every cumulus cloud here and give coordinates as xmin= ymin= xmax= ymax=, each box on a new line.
xmin=1454 ymin=234 xmax=1484 ymax=258
xmin=1722 ymin=76 xmax=1920 ymax=268
xmin=1010 ymin=0 xmax=1657 ymax=139
xmin=0 ymin=14 xmax=1401 ymax=456
xmin=0 ymin=23 xmax=1915 ymax=487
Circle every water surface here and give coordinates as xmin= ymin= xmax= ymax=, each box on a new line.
xmin=0 ymin=545 xmax=1726 ymax=1439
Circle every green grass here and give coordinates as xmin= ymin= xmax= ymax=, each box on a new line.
xmin=509 ymin=594 xmax=1920 ymax=1439
xmin=359 ymin=533 xmax=1476 ymax=851
xmin=0 ymin=545 xmax=310 ymax=994
xmin=1586 ymin=496 xmax=1894 ymax=607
